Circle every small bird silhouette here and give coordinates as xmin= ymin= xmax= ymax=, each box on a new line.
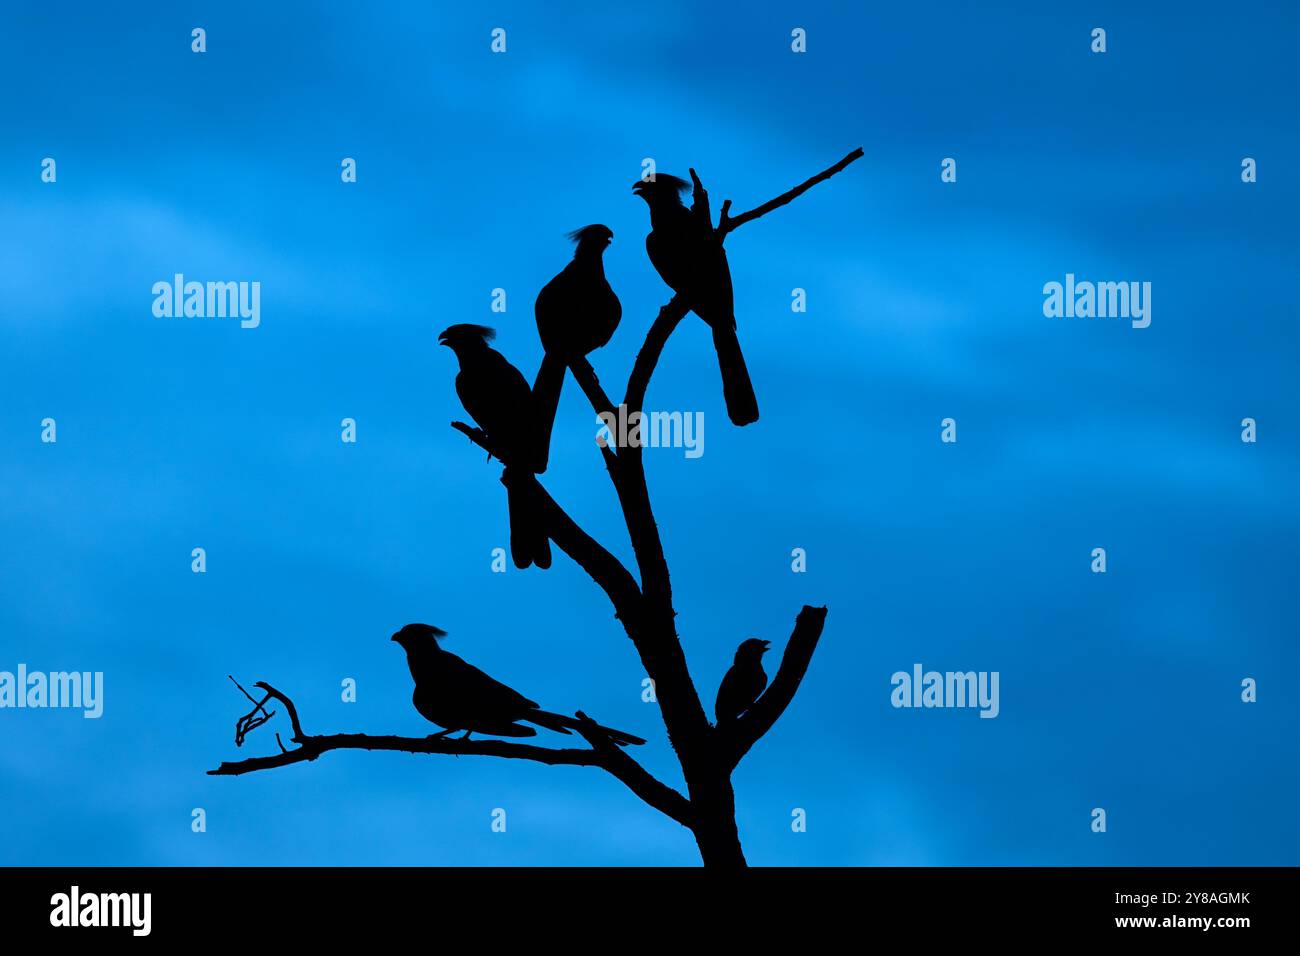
xmin=633 ymin=174 xmax=759 ymax=426
xmin=392 ymin=623 xmax=645 ymax=746
xmin=714 ymin=638 xmax=770 ymax=723
xmin=533 ymin=225 xmax=622 ymax=472
xmin=439 ymin=324 xmax=551 ymax=569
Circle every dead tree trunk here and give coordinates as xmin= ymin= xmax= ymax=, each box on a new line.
xmin=208 ymin=150 xmax=858 ymax=866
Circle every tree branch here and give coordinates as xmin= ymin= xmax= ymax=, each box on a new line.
xmin=252 ymin=681 xmax=305 ymax=740
xmin=717 ymin=147 xmax=864 ymax=236
xmin=567 ymin=153 xmax=858 ymax=771
xmin=568 ymin=356 xmax=618 ymax=424
xmin=574 ymin=711 xmax=693 ymax=827
xmin=721 ymin=605 xmax=829 ymax=768
xmin=451 ymin=419 xmax=503 ymax=459
xmin=623 ymin=150 xmax=863 ymax=415
xmin=210 ymin=731 xmax=697 ymax=828
xmin=567 ymin=361 xmax=672 ymax=603
xmin=211 ymin=686 xmax=691 ymax=827
xmin=526 ymin=470 xmax=644 ymax=618
xmin=209 ymin=683 xmax=694 ymax=829
xmin=624 ymin=298 xmax=689 ymax=417
xmin=449 ymin=419 xmax=699 ymax=768
xmin=208 ymin=732 xmax=601 ymax=776
xmin=568 ymin=357 xmax=701 ymax=757
xmin=451 ymin=421 xmax=643 ymax=620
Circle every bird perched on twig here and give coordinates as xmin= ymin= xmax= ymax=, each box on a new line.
xmin=714 ymin=638 xmax=770 ymax=723
xmin=391 ymin=623 xmax=645 ymax=746
xmin=633 ymin=174 xmax=759 ymax=426
xmin=533 ymin=224 xmax=622 ymax=473
xmin=439 ymin=324 xmax=551 ymax=569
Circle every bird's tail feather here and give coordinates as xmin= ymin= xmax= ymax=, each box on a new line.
xmin=528 ymin=709 xmax=646 ymax=747
xmin=531 ymin=353 xmax=566 ymax=474
xmin=504 ymin=469 xmax=553 ymax=570
xmin=712 ymin=323 xmax=759 ymax=426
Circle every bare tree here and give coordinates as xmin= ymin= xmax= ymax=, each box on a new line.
xmin=209 ymin=149 xmax=861 ymax=867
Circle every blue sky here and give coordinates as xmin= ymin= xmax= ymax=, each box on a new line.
xmin=1 ymin=1 xmax=1297 ymax=865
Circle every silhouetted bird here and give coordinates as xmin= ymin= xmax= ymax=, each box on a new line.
xmin=533 ymin=224 xmax=622 ymax=472
xmin=392 ymin=623 xmax=645 ymax=745
xmin=714 ymin=638 xmax=770 ymax=723
xmin=633 ymin=175 xmax=759 ymax=426
xmin=439 ymin=324 xmax=551 ymax=569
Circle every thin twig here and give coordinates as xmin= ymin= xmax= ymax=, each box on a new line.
xmin=718 ymin=147 xmax=864 ymax=236
xmin=252 ymin=681 xmax=307 ymax=741
xmin=229 ymin=675 xmax=278 ymax=747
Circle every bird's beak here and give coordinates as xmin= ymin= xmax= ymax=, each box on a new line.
xmin=437 ymin=333 xmax=450 ymax=347
xmin=760 ymin=640 xmax=771 ymax=652
xmin=390 ymin=633 xmax=400 ymax=643
xmin=631 ymin=181 xmax=647 ymax=195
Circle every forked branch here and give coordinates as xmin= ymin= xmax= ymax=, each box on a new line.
xmin=213 ymin=148 xmax=859 ymax=866
xmin=208 ymin=683 xmax=693 ymax=827
xmin=718 ymin=147 xmax=865 ymax=235
xmin=722 ymin=605 xmax=830 ymax=767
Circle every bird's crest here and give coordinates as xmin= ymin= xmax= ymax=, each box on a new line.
xmin=392 ymin=623 xmax=448 ymax=644
xmin=645 ymin=174 xmax=691 ymax=195
xmin=566 ymin=224 xmax=614 ymax=244
xmin=438 ymin=324 xmax=496 ymax=346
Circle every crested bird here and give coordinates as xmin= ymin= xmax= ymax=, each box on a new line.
xmin=714 ymin=638 xmax=771 ymax=723
xmin=533 ymin=224 xmax=622 ymax=472
xmin=633 ymin=174 xmax=759 ymax=426
xmin=391 ymin=623 xmax=645 ymax=746
xmin=439 ymin=324 xmax=551 ymax=569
